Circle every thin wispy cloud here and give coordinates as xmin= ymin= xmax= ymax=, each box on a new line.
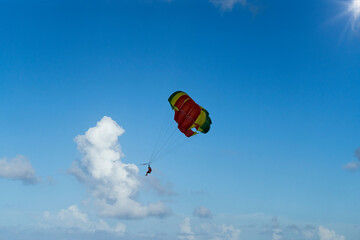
xmin=197 ymin=222 xmax=242 ymax=240
xmin=144 ymin=176 xmax=176 ymax=196
xmin=255 ymin=216 xmax=345 ymax=240
xmin=260 ymin=216 xmax=283 ymax=240
xmin=343 ymin=161 xmax=360 ymax=171
xmin=177 ymin=216 xmax=242 ymax=240
xmin=343 ymin=147 xmax=360 ymax=172
xmin=210 ymin=0 xmax=247 ymax=11
xmin=69 ymin=116 xmax=171 ymax=219
xmin=302 ymin=225 xmax=317 ymax=239
xmin=209 ymin=0 xmax=259 ymax=14
xmin=218 ymin=224 xmax=242 ymax=240
xmin=193 ymin=206 xmax=212 ymax=219
xmin=40 ymin=205 xmax=126 ymax=234
xmin=0 ymin=155 xmax=38 ymax=184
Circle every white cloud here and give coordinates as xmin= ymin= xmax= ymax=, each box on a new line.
xmin=259 ymin=217 xmax=321 ymax=240
xmin=209 ymin=0 xmax=247 ymax=11
xmin=178 ymin=217 xmax=195 ymax=240
xmin=218 ymin=224 xmax=242 ymax=240
xmin=193 ymin=206 xmax=212 ymax=219
xmin=355 ymin=147 xmax=360 ymax=159
xmin=174 ymin=215 xmax=346 ymax=240
xmin=272 ymin=228 xmax=282 ymax=240
xmin=0 ymin=155 xmax=38 ymax=184
xmin=271 ymin=217 xmax=282 ymax=240
xmin=302 ymin=225 xmax=317 ymax=239
xmin=69 ymin=116 xmax=171 ymax=219
xmin=343 ymin=161 xmax=360 ymax=171
xmin=344 ymin=147 xmax=360 ymax=172
xmin=263 ymin=222 xmax=345 ymax=240
xmin=40 ymin=205 xmax=126 ymax=234
xmin=178 ymin=218 xmax=242 ymax=240
xmin=261 ymin=218 xmax=347 ymax=240
xmin=260 ymin=216 xmax=283 ymax=240
xmin=318 ymin=226 xmax=345 ymax=240
xmin=199 ymin=222 xmax=241 ymax=240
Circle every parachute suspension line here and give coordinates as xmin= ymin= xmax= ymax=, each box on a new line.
xmin=150 ymin=124 xmax=175 ymax=163
xmin=151 ymin=126 xmax=178 ymax=163
xmin=149 ymin=111 xmax=174 ymax=163
xmin=155 ymin=133 xmax=190 ymax=161
xmin=151 ymin=125 xmax=178 ymax=162
xmin=152 ymin=130 xmax=181 ymax=162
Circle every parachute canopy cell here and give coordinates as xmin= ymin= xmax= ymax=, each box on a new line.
xmin=168 ymin=91 xmax=212 ymax=137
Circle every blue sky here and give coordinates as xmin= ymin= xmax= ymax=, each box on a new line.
xmin=0 ymin=0 xmax=360 ymax=239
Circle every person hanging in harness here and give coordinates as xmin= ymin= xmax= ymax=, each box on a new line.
xmin=145 ymin=165 xmax=152 ymax=176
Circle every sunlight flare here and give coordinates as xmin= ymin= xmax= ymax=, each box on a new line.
xmin=349 ymin=0 xmax=360 ymax=29
xmin=349 ymin=0 xmax=360 ymax=17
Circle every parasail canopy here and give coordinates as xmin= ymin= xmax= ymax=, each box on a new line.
xmin=168 ymin=91 xmax=212 ymax=137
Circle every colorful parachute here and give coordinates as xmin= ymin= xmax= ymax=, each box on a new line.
xmin=168 ymin=91 xmax=212 ymax=137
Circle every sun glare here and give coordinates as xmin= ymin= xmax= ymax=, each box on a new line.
xmin=349 ymin=0 xmax=360 ymax=18
xmin=346 ymin=0 xmax=360 ymax=30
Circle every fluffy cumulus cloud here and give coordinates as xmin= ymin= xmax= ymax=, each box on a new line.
xmin=69 ymin=116 xmax=171 ymax=219
xmin=318 ymin=226 xmax=345 ymax=240
xmin=0 ymin=155 xmax=38 ymax=184
xmin=193 ymin=206 xmax=212 ymax=219
xmin=344 ymin=147 xmax=360 ymax=172
xmin=40 ymin=205 xmax=126 ymax=234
